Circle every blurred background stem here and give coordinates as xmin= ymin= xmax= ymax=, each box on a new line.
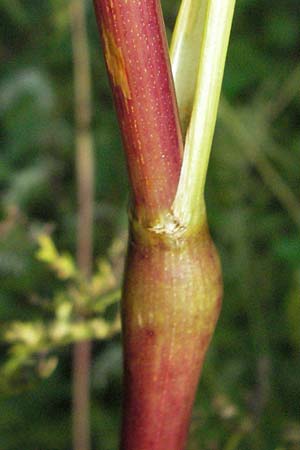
xmin=219 ymin=98 xmax=300 ymax=230
xmin=70 ymin=1 xmax=94 ymax=449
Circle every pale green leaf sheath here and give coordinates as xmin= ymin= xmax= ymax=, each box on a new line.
xmin=171 ymin=0 xmax=236 ymax=229
xmin=170 ymin=0 xmax=209 ymax=138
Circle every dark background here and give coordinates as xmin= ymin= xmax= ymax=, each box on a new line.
xmin=1 ymin=0 xmax=300 ymax=448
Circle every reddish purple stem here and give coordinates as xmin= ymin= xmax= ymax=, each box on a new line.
xmin=93 ymin=0 xmax=183 ymax=221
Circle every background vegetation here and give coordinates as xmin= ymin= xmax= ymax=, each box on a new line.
xmin=1 ymin=0 xmax=300 ymax=448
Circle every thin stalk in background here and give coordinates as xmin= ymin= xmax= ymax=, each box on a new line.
xmin=70 ymin=1 xmax=94 ymax=449
xmin=219 ymin=98 xmax=300 ymax=230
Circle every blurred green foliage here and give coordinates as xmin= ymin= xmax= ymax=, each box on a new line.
xmin=0 ymin=0 xmax=300 ymax=449
xmin=1 ymin=233 xmax=120 ymax=394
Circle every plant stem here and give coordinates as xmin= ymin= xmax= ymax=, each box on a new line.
xmin=219 ymin=98 xmax=300 ymax=230
xmin=93 ymin=0 xmax=183 ymax=225
xmin=70 ymin=1 xmax=94 ymax=449
xmin=121 ymin=222 xmax=222 ymax=449
xmin=171 ymin=0 xmax=236 ymax=228
xmin=72 ymin=341 xmax=92 ymax=450
xmin=93 ymin=1 xmax=235 ymax=448
xmin=170 ymin=0 xmax=209 ymax=137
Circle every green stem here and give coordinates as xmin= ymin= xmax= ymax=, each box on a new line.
xmin=171 ymin=0 xmax=236 ymax=228
xmin=170 ymin=0 xmax=209 ymax=138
